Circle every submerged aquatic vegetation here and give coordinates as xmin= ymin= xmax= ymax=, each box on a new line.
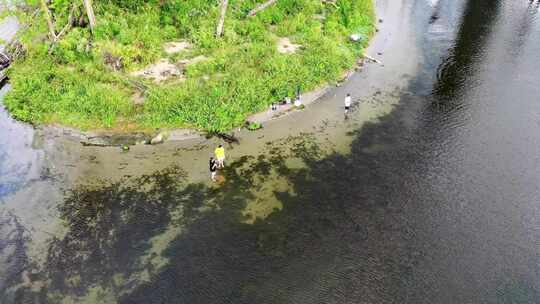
xmin=7 ymin=110 xmax=424 ymax=302
xmin=3 ymin=0 xmax=374 ymax=131
xmin=6 ymin=134 xmax=326 ymax=302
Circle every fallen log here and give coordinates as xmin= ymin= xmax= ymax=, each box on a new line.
xmin=0 ymin=52 xmax=10 ymax=66
xmin=363 ymin=53 xmax=382 ymax=65
xmin=206 ymin=131 xmax=240 ymax=144
xmin=247 ymin=0 xmax=278 ymax=17
xmin=0 ymin=52 xmax=11 ymax=89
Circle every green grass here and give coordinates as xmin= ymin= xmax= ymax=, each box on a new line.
xmin=4 ymin=0 xmax=374 ymax=132
xmin=246 ymin=121 xmax=263 ymax=130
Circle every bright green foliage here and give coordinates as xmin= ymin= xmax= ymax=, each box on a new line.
xmin=4 ymin=0 xmax=374 ymax=131
xmin=246 ymin=121 xmax=262 ymax=130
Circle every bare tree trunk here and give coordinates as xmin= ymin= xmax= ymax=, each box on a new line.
xmin=83 ymin=0 xmax=96 ymax=32
xmin=40 ymin=0 xmax=57 ymax=40
xmin=247 ymin=0 xmax=278 ymax=17
xmin=49 ymin=4 xmax=77 ymax=54
xmin=216 ymin=0 xmax=228 ymax=37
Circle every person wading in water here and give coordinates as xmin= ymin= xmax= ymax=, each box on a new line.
xmin=215 ymin=144 xmax=226 ymax=168
xmin=344 ymin=93 xmax=352 ymax=114
xmin=209 ymin=157 xmax=218 ymax=181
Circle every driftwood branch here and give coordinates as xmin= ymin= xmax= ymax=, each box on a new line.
xmin=216 ymin=0 xmax=229 ymax=37
xmin=363 ymin=53 xmax=382 ymax=65
xmin=49 ymin=4 xmax=77 ymax=54
xmin=247 ymin=0 xmax=278 ymax=17
xmin=127 ymin=79 xmax=149 ymax=92
xmin=56 ymin=4 xmax=77 ymax=40
xmin=322 ymin=0 xmax=338 ymax=8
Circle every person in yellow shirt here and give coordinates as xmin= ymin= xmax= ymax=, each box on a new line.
xmin=214 ymin=144 xmax=225 ymax=168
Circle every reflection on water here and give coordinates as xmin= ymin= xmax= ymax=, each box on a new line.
xmin=0 ymin=85 xmax=42 ymax=198
xmin=0 ymin=16 xmax=18 ymax=54
xmin=3 ymin=0 xmax=540 ymax=303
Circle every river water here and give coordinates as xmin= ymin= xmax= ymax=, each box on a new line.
xmin=2 ymin=0 xmax=540 ymax=303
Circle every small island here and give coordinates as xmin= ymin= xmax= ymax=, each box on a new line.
xmin=3 ymin=0 xmax=374 ymax=132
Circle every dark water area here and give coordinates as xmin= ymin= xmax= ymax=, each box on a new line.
xmin=3 ymin=0 xmax=540 ymax=303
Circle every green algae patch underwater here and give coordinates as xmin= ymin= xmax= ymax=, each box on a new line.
xmin=4 ymin=0 xmax=375 ymax=132
xmin=8 ymin=132 xmax=340 ymax=302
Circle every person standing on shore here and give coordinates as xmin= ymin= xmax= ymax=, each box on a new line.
xmin=294 ymin=86 xmax=302 ymax=107
xmin=294 ymin=96 xmax=302 ymax=107
xmin=344 ymin=93 xmax=352 ymax=114
xmin=215 ymin=144 xmax=226 ymax=168
xmin=209 ymin=157 xmax=218 ymax=181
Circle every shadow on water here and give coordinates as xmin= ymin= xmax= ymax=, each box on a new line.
xmin=9 ymin=110 xmax=426 ymax=303
xmin=8 ymin=98 xmax=540 ymax=304
xmin=0 ymin=210 xmax=28 ymax=298
xmin=433 ymin=0 xmax=501 ymax=105
xmin=409 ymin=0 xmax=503 ymax=150
xmin=13 ymin=97 xmax=538 ymax=303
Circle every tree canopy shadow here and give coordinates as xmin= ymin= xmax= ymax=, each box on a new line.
xmin=8 ymin=99 xmax=432 ymax=304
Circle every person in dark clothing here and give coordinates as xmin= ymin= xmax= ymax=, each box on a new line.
xmin=209 ymin=157 xmax=218 ymax=181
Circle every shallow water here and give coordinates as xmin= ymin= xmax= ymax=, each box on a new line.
xmin=2 ymin=0 xmax=540 ymax=303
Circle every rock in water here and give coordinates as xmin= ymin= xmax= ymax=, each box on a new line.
xmin=429 ymin=13 xmax=439 ymax=24
xmin=150 ymin=132 xmax=166 ymax=145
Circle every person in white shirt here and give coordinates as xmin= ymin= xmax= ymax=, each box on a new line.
xmin=294 ymin=96 xmax=302 ymax=107
xmin=344 ymin=93 xmax=352 ymax=113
